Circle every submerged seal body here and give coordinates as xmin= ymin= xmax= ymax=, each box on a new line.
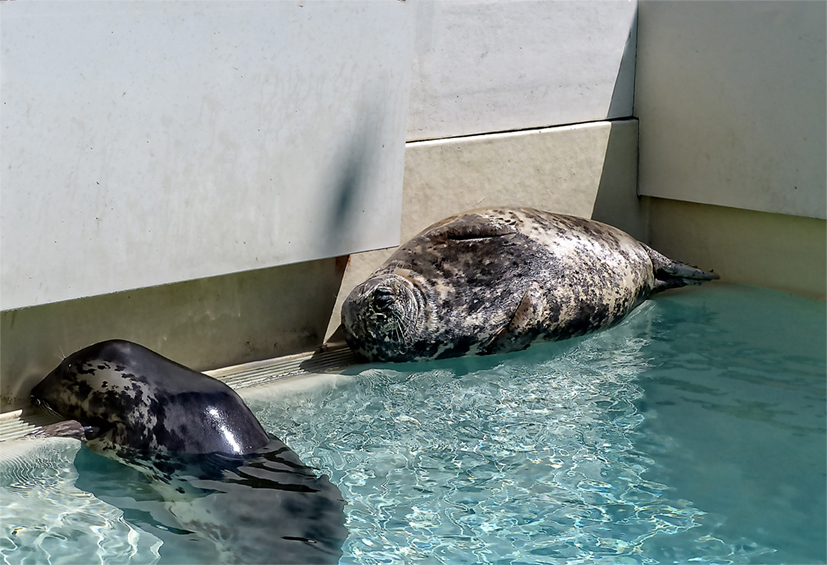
xmin=31 ymin=339 xmax=269 ymax=455
xmin=342 ymin=207 xmax=717 ymax=362
xmin=30 ymin=340 xmax=347 ymax=563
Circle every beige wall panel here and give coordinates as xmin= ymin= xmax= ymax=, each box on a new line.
xmin=648 ymin=198 xmax=826 ymax=301
xmin=400 ymin=121 xmax=644 ymax=238
xmin=326 ymin=120 xmax=644 ymax=340
xmin=1 ymin=258 xmax=346 ymax=411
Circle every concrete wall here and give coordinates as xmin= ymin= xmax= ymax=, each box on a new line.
xmin=1 ymin=1 xmax=413 ymax=310
xmin=636 ymin=0 xmax=826 ymax=300
xmin=407 ymin=0 xmax=638 ymax=140
xmin=648 ymin=199 xmax=826 ymax=302
xmin=0 ymin=0 xmax=413 ymax=409
xmin=636 ymin=1 xmax=825 ymax=220
xmin=0 ymin=257 xmax=347 ymax=410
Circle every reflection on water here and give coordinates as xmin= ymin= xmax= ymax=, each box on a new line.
xmin=1 ymin=284 xmax=825 ymax=564
xmin=1 ymin=437 xmax=347 ymax=565
xmin=73 ymin=439 xmax=348 ymax=564
xmin=0 ymin=439 xmax=163 ymax=564
xmin=633 ymin=284 xmax=826 ymax=565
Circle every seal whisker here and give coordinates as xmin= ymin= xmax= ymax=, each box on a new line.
xmin=389 ymin=310 xmax=410 ymax=344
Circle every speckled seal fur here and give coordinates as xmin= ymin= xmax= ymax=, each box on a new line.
xmin=342 ymin=207 xmax=717 ymax=362
xmin=30 ymin=340 xmax=270 ymax=455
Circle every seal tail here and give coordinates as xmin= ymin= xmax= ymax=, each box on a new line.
xmin=644 ymin=245 xmax=719 ymax=293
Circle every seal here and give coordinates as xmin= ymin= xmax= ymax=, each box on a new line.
xmin=31 ymin=339 xmax=269 ymax=455
xmin=29 ymin=340 xmax=347 ymax=564
xmin=341 ymin=207 xmax=718 ymax=362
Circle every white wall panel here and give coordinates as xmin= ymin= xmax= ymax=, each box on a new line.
xmin=636 ymin=1 xmax=826 ymax=220
xmin=1 ymin=1 xmax=414 ymax=310
xmin=408 ymin=0 xmax=638 ymax=141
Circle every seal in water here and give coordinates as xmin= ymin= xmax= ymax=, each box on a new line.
xmin=31 ymin=340 xmax=269 ymax=455
xmin=30 ymin=340 xmax=347 ymax=564
xmin=341 ymin=207 xmax=718 ymax=362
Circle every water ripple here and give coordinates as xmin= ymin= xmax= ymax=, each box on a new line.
xmin=249 ymin=324 xmax=772 ymax=564
xmin=0 ymin=439 xmax=162 ymax=565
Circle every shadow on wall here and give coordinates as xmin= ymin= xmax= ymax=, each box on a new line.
xmin=591 ymin=120 xmax=648 ymax=243
xmin=606 ymin=3 xmax=637 ymax=121
xmin=324 ymin=84 xmax=402 ymax=258
xmin=592 ymin=3 xmax=647 ymax=243
xmin=325 ymin=103 xmax=375 ymax=251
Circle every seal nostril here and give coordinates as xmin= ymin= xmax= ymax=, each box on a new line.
xmin=373 ymin=288 xmax=395 ymax=306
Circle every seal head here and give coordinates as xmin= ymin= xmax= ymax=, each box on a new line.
xmin=341 ymin=273 xmax=426 ymax=361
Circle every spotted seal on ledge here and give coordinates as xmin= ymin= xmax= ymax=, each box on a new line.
xmin=30 ymin=340 xmax=347 ymax=564
xmin=341 ymin=207 xmax=718 ymax=362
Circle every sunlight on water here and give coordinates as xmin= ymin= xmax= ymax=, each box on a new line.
xmin=0 ymin=439 xmax=162 ymax=565
xmin=1 ymin=284 xmax=824 ymax=564
xmin=247 ymin=285 xmax=825 ymax=565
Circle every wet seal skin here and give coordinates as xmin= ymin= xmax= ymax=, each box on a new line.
xmin=341 ymin=207 xmax=718 ymax=362
xmin=31 ymin=340 xmax=269 ymax=456
xmin=29 ymin=340 xmax=347 ymax=564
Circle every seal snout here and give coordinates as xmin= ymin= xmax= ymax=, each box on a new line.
xmin=30 ymin=378 xmax=49 ymax=408
xmin=369 ymin=277 xmax=417 ymax=317
xmin=30 ymin=393 xmax=59 ymax=418
xmin=367 ymin=286 xmax=399 ymax=322
xmin=372 ymin=286 xmax=394 ymax=305
xmin=341 ymin=274 xmax=423 ymax=357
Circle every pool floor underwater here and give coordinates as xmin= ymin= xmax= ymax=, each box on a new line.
xmin=1 ymin=283 xmax=825 ymax=564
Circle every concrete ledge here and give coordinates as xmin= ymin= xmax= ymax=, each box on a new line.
xmin=648 ymin=198 xmax=826 ymax=301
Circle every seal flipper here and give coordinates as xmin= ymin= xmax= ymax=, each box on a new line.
xmin=486 ymin=282 xmax=547 ymax=355
xmin=27 ymin=420 xmax=100 ymax=441
xmin=643 ymin=245 xmax=719 ymax=293
xmin=426 ymin=213 xmax=517 ymax=243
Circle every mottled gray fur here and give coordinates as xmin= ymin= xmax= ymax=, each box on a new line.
xmin=342 ymin=208 xmax=717 ymax=362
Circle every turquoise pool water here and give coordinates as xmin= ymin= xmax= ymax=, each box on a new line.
xmin=2 ymin=284 xmax=825 ymax=564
